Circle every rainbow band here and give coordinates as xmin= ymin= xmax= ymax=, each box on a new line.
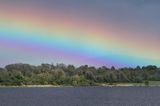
xmin=0 ymin=5 xmax=160 ymax=67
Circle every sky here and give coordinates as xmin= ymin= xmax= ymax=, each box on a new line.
xmin=0 ymin=0 xmax=160 ymax=67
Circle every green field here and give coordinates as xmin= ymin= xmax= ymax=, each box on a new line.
xmin=98 ymin=81 xmax=160 ymax=87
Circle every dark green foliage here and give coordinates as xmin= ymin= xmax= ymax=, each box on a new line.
xmin=0 ymin=63 xmax=160 ymax=86
xmin=144 ymin=80 xmax=149 ymax=86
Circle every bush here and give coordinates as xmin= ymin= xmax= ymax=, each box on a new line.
xmin=144 ymin=80 xmax=149 ymax=86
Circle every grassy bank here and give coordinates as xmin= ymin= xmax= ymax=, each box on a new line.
xmin=1 ymin=81 xmax=160 ymax=88
xmin=99 ymin=81 xmax=160 ymax=87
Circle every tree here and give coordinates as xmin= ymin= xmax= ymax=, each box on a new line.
xmin=85 ymin=71 xmax=95 ymax=81
xmin=107 ymin=73 xmax=117 ymax=83
xmin=1 ymin=63 xmax=160 ymax=86
xmin=66 ymin=65 xmax=75 ymax=76
xmin=111 ymin=66 xmax=115 ymax=71
xmin=135 ymin=66 xmax=141 ymax=70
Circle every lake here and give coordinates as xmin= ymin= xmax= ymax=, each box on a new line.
xmin=0 ymin=87 xmax=160 ymax=106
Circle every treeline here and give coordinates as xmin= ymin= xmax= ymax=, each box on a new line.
xmin=0 ymin=63 xmax=160 ymax=86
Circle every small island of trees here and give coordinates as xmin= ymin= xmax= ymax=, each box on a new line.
xmin=0 ymin=63 xmax=160 ymax=86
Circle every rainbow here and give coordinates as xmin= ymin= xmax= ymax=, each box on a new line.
xmin=0 ymin=4 xmax=160 ymax=67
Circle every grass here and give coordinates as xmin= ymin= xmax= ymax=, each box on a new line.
xmin=1 ymin=81 xmax=160 ymax=88
xmin=148 ymin=81 xmax=160 ymax=86
xmin=99 ymin=81 xmax=160 ymax=87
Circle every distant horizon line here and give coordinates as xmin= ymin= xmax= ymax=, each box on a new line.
xmin=0 ymin=62 xmax=159 ymax=69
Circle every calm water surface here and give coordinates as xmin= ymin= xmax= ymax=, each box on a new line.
xmin=0 ymin=87 xmax=160 ymax=106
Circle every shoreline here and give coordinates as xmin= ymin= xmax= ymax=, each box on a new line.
xmin=0 ymin=84 xmax=159 ymax=88
xmin=0 ymin=85 xmax=72 ymax=88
